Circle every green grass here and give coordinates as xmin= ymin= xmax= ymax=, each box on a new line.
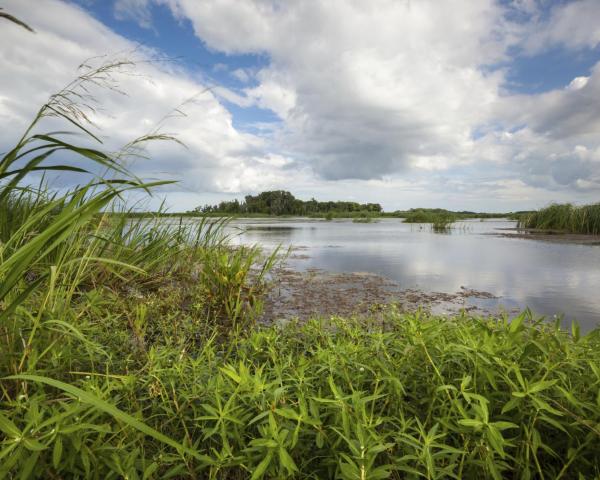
xmin=402 ymin=210 xmax=456 ymax=232
xmin=352 ymin=213 xmax=376 ymax=223
xmin=518 ymin=203 xmax=600 ymax=234
xmin=1 ymin=61 xmax=600 ymax=479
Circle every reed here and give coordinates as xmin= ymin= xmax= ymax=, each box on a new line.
xmin=519 ymin=202 xmax=600 ymax=234
xmin=403 ymin=210 xmax=456 ymax=232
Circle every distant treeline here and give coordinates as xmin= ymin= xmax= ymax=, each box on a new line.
xmin=119 ymin=192 xmax=524 ymax=219
xmin=197 ymin=190 xmax=383 ymax=216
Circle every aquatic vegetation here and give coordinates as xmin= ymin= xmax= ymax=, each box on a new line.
xmin=519 ymin=202 xmax=600 ymax=234
xmin=403 ymin=209 xmax=456 ymax=232
xmin=431 ymin=217 xmax=454 ymax=232
xmin=352 ymin=214 xmax=375 ymax=223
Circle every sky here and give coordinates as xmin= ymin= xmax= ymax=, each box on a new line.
xmin=1 ymin=0 xmax=599 ymax=212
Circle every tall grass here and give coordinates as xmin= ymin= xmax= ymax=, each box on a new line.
xmin=519 ymin=202 xmax=600 ymax=234
xmin=1 ymin=60 xmax=281 ymax=477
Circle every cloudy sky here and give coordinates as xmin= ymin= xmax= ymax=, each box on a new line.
xmin=1 ymin=0 xmax=599 ymax=211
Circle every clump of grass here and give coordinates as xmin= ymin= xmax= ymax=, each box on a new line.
xmin=352 ymin=214 xmax=374 ymax=223
xmin=519 ymin=202 xmax=600 ymax=234
xmin=403 ymin=209 xmax=456 ymax=232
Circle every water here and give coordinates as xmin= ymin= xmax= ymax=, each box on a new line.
xmin=227 ymin=218 xmax=600 ymax=331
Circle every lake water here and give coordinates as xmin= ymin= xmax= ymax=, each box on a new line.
xmin=227 ymin=218 xmax=600 ymax=331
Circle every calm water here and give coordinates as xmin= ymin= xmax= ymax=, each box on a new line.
xmin=226 ymin=218 xmax=600 ymax=331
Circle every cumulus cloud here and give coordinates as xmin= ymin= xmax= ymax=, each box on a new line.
xmin=523 ymin=0 xmax=600 ymax=53
xmin=2 ymin=0 xmax=600 ymax=211
xmin=153 ymin=0 xmax=511 ymax=181
xmin=137 ymin=0 xmax=599 ymax=202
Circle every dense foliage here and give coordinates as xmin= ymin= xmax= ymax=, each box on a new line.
xmin=519 ymin=202 xmax=600 ymax=234
xmin=198 ymin=190 xmax=383 ymax=216
xmin=4 ymin=302 xmax=600 ymax=479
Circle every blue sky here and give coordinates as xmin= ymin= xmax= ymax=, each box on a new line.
xmin=1 ymin=0 xmax=600 ymax=211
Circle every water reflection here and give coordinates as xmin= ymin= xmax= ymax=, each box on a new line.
xmin=228 ymin=218 xmax=600 ymax=332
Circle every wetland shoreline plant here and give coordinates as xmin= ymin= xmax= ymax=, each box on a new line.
xmin=403 ymin=209 xmax=456 ymax=233
xmin=518 ymin=202 xmax=600 ymax=234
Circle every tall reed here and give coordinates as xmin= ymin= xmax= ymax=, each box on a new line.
xmin=519 ymin=202 xmax=600 ymax=234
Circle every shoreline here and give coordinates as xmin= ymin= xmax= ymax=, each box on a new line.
xmin=492 ymin=228 xmax=600 ymax=245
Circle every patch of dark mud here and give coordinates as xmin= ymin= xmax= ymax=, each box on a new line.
xmin=260 ymin=266 xmax=499 ymax=324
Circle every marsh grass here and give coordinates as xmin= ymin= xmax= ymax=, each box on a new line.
xmin=403 ymin=210 xmax=456 ymax=233
xmin=519 ymin=202 xmax=600 ymax=234
xmin=352 ymin=214 xmax=375 ymax=223
xmin=0 ymin=59 xmax=283 ymax=476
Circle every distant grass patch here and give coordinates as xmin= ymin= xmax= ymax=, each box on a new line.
xmin=352 ymin=213 xmax=376 ymax=223
xmin=518 ymin=203 xmax=600 ymax=234
xmin=403 ymin=209 xmax=457 ymax=232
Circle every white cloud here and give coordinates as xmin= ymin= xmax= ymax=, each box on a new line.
xmin=524 ymin=0 xmax=600 ymax=53
xmin=567 ymin=76 xmax=590 ymax=91
xmin=157 ymin=0 xmax=513 ymax=182
xmin=113 ymin=0 xmax=153 ymax=28
xmin=2 ymin=0 xmax=600 ymax=211
xmin=231 ymin=68 xmax=251 ymax=83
